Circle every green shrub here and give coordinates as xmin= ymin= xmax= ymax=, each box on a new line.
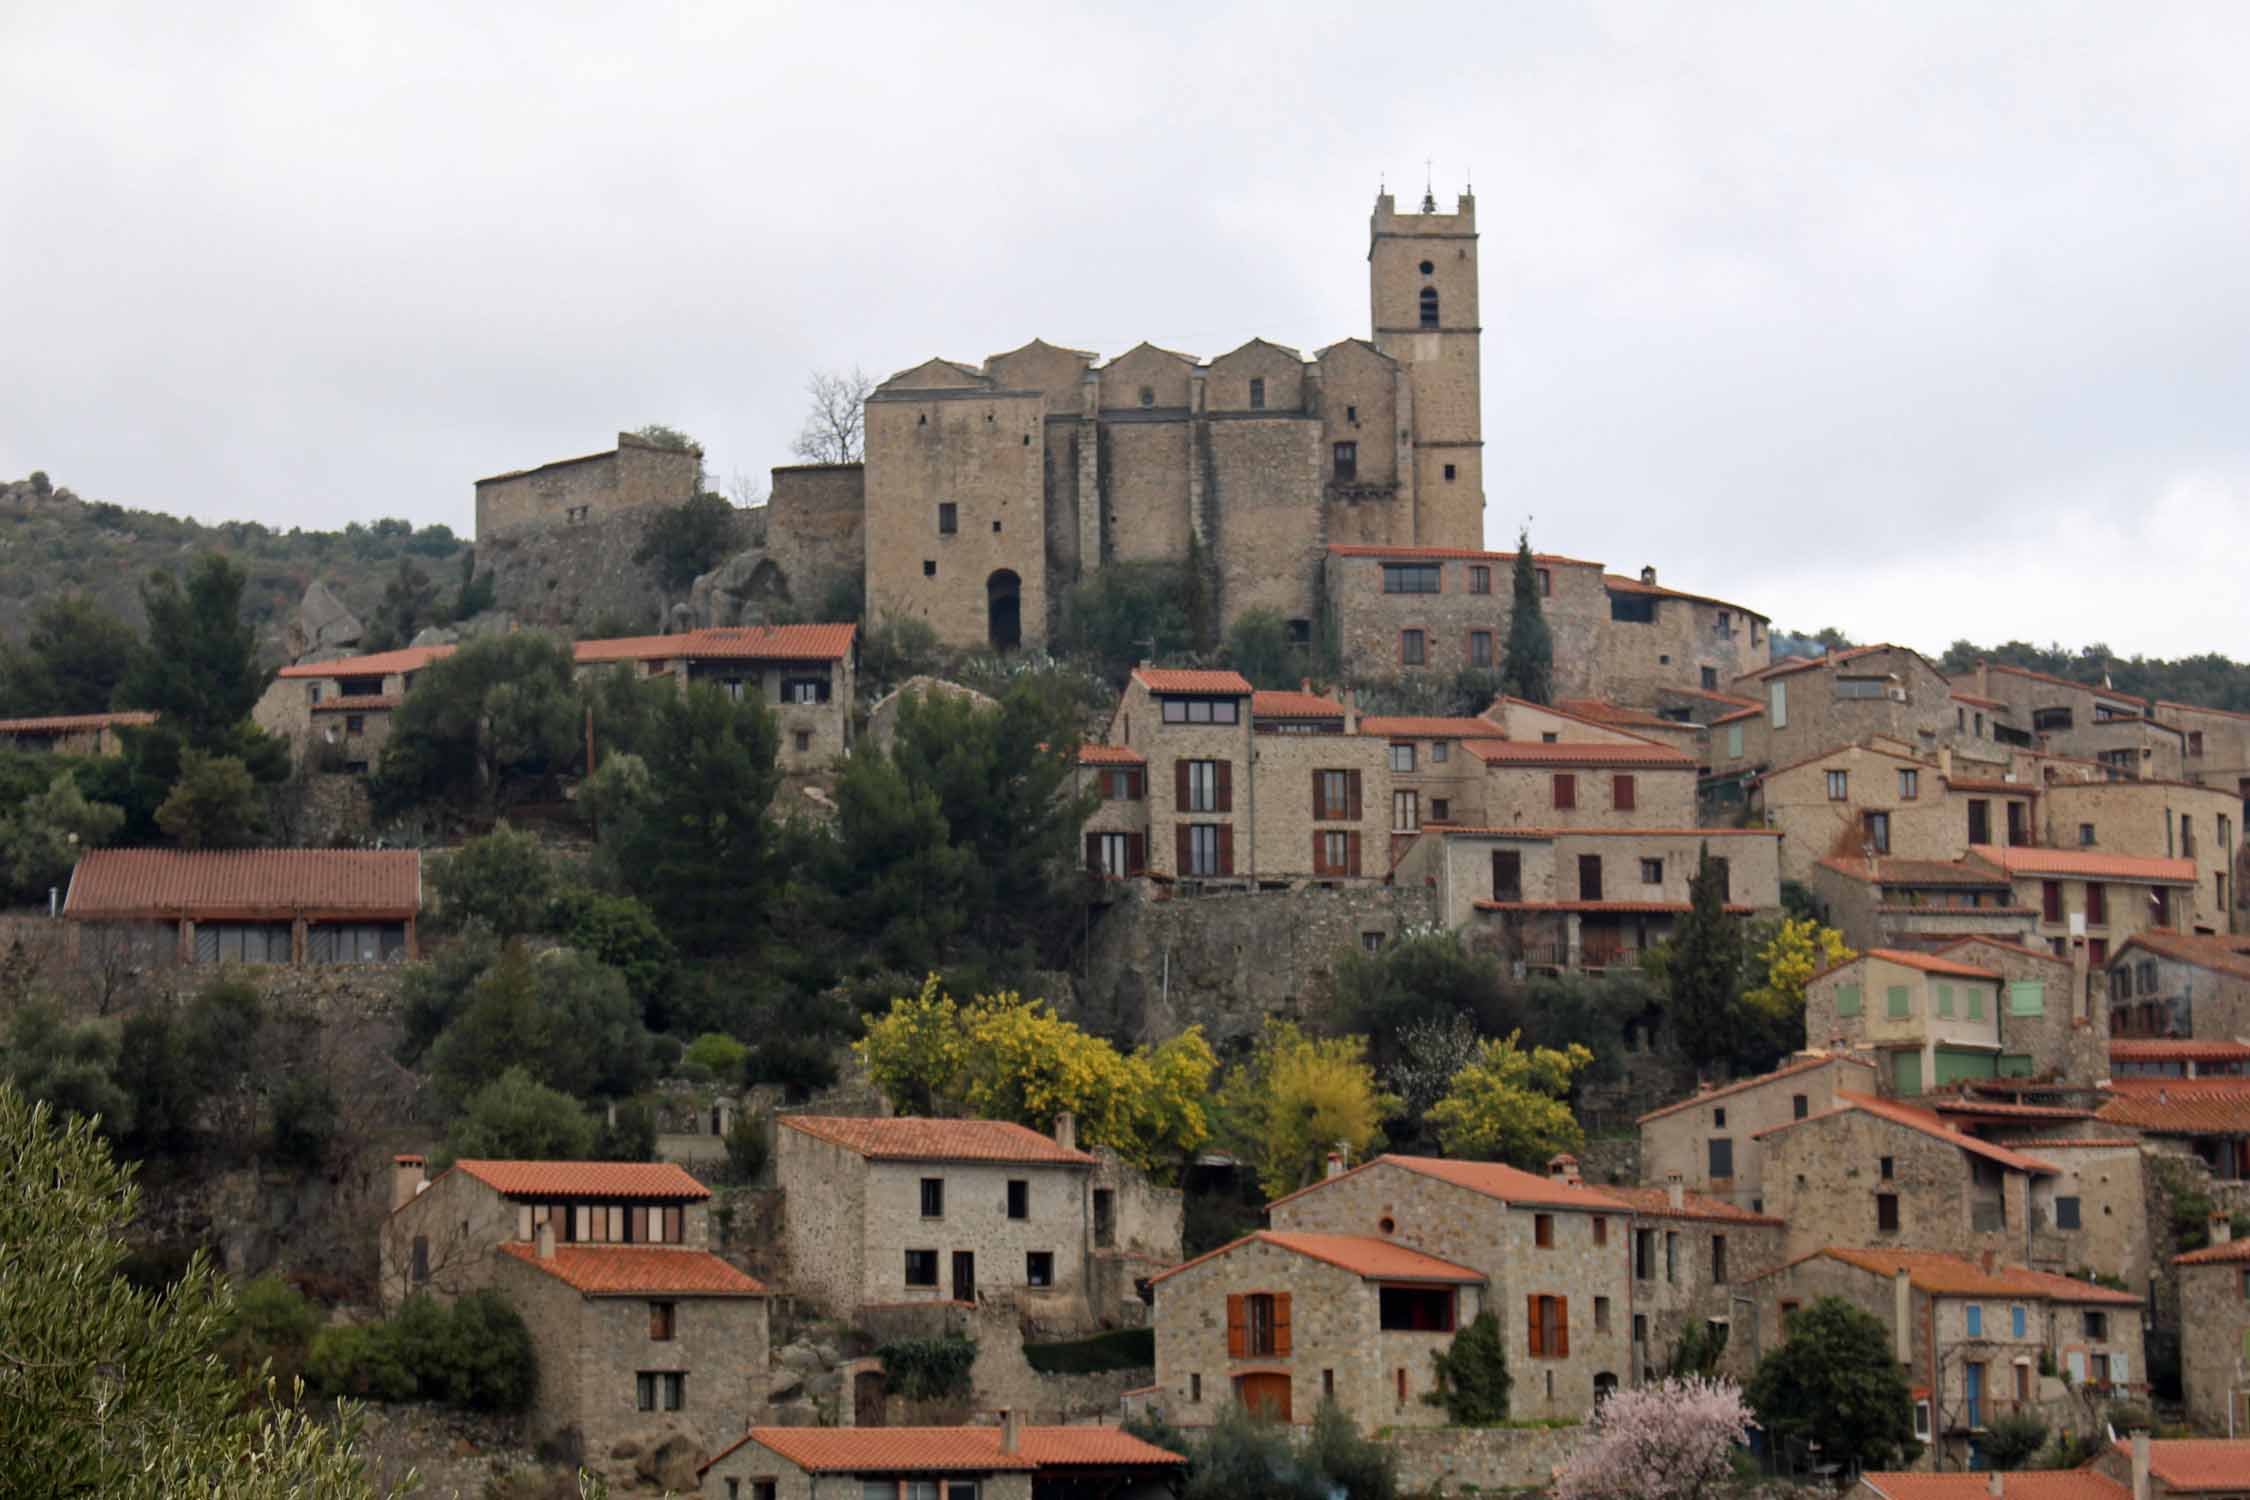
xmin=269 ymin=1073 xmax=339 ymax=1169
xmin=217 ymin=1274 xmax=321 ymax=1388
xmin=307 ymin=1324 xmax=416 ymax=1403
xmin=1984 ymin=1411 xmax=2048 ymax=1471
xmin=1023 ymin=1327 xmax=1153 ymax=1374
xmin=430 ymin=824 xmax=555 ymax=936
xmin=876 ymin=1335 xmax=977 ymax=1401
xmin=306 ymin=1291 xmax=535 ymax=1412
xmin=682 ymin=1032 xmax=750 ymax=1081
xmin=724 ymin=1112 xmax=770 ymax=1182
xmin=1426 ymin=1310 xmax=1511 ymax=1424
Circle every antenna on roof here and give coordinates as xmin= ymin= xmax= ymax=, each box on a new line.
xmin=1421 ymin=158 xmax=1437 ymax=213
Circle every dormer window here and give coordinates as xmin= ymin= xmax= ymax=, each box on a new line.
xmin=1158 ymin=695 xmax=1241 ymax=725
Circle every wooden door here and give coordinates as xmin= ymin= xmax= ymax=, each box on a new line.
xmin=952 ymin=1251 xmax=975 ymax=1303
xmin=1237 ymin=1371 xmax=1292 ymax=1423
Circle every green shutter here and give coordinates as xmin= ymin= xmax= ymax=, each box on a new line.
xmin=1936 ymin=983 xmax=1955 ymax=1018
xmin=1727 ymin=725 xmax=1743 ymax=759
xmin=2009 ymin=981 xmax=2046 ymax=1017
xmin=1886 ymin=985 xmax=1911 ymax=1019
xmin=1966 ymin=985 xmax=1985 ymax=1020
xmin=1935 ymin=1049 xmax=1998 ymax=1086
xmin=1892 ymin=1051 xmax=1924 ymax=1095
xmin=1837 ymin=983 xmax=1862 ymax=1018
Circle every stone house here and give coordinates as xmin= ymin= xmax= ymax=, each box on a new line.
xmin=1325 ymin=547 xmax=1606 ymax=695
xmin=1757 ymin=1093 xmax=2067 ymax=1267
xmin=1921 ymin=936 xmax=2099 ymax=1083
xmin=2153 ymin=697 xmax=2250 ymax=802
xmin=1804 ymin=948 xmax=2053 ymax=1095
xmin=1968 ymin=846 xmax=2203 ymax=979
xmin=1102 ymin=667 xmax=1255 ymax=882
xmin=1965 ymin=1136 xmax=2149 ymax=1287
xmin=256 ymin=643 xmax=455 ymax=771
xmin=1548 ymin=696 xmax=1708 ymax=760
xmin=1592 ymin=566 xmax=1772 ymax=707
xmin=1637 ymin=1051 xmax=1880 ymax=1213
xmin=1741 ymin=1247 xmax=2145 ymax=1473
xmin=574 ymin=623 xmax=859 ymax=772
xmin=495 ymin=1226 xmax=768 ymax=1474
xmin=1849 ymin=1471 xmax=2130 ymax=1499
xmin=1461 ymin=737 xmax=1700 ymax=830
xmin=1259 ymin=1154 xmax=1633 ymax=1421
xmin=772 ymin=1115 xmax=1101 ymax=1321
xmin=2108 ymin=930 xmax=2250 ymax=1041
xmin=1077 ymin=743 xmax=1151 ymax=879
xmin=1391 ymin=824 xmax=1780 ymax=971
xmin=1597 ymin=1179 xmax=1786 ymax=1380
xmin=699 ymin=1419 xmax=1184 ymax=1500
xmin=2110 ymin=1038 xmax=2250 ymax=1080
xmin=2175 ymin=1221 xmax=2250 ymax=1435
xmin=2097 ymin=1080 xmax=2250 ymax=1182
xmin=2088 ymin=1436 xmax=2250 ymax=1500
xmin=1754 ymin=741 xmax=2037 ymax=887
xmin=2037 ymin=779 xmax=2239 ymax=934
xmin=1710 ymin=646 xmax=1959 ymax=794
xmin=474 ymin=428 xmax=702 ymax=540
xmin=1242 ymin=688 xmax=1394 ymax=882
xmin=63 ymin=847 xmax=420 ymax=967
xmin=1356 ymin=714 xmax=1505 ymax=857
xmin=379 ymin=1155 xmax=715 ymax=1309
xmin=1952 ymin=663 xmax=2188 ymax=784
xmin=0 ymin=709 xmax=156 ymax=756
xmin=1146 ymin=1229 xmax=1488 ymax=1428
xmin=1811 ymin=856 xmax=2037 ymax=954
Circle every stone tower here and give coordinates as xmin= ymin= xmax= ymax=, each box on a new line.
xmin=1368 ymin=189 xmax=1485 ymax=551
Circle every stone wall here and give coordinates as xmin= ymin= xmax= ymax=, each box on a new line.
xmin=474 ymin=432 xmax=700 ymax=541
xmin=1385 ymin=1422 xmax=1582 ymax=1495
xmin=475 ymin=510 xmax=670 ymax=636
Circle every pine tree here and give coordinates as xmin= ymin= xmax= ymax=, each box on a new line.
xmin=1501 ymin=529 xmax=1555 ymax=704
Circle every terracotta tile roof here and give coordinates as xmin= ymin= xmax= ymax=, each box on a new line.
xmin=778 ymin=1115 xmax=1095 ymax=1165
xmin=2117 ymin=929 xmax=2250 ymax=982
xmin=1132 ymin=667 xmax=1252 ymax=696
xmin=2108 ymin=1438 xmax=2250 ymax=1488
xmin=2176 ymin=1237 xmax=2250 ymax=1267
xmin=1763 ymin=1247 xmax=2140 ymax=1304
xmin=1816 ymin=857 xmax=2014 ymax=888
xmin=2111 ymin=1039 xmax=2250 ymax=1063
xmin=451 ymin=1159 xmax=711 ymax=1200
xmin=1443 ymin=826 xmax=1780 ymax=839
xmin=1150 ymin=1230 xmax=1486 ymax=1287
xmin=2002 ymin=1137 xmax=2144 ymax=1151
xmin=1597 ymin=1185 xmax=1783 ymax=1226
xmin=1665 ymin=684 xmax=1763 ymax=709
xmin=1638 ymin=1053 xmax=1877 ymax=1124
xmin=1552 ymin=698 xmax=1682 ymax=730
xmin=1461 ymin=739 xmax=1693 ymax=767
xmin=1748 ymin=644 xmax=1899 ymax=681
xmin=710 ymin=1425 xmax=1183 ymax=1475
xmin=1758 ymin=739 xmax=1931 ymax=783
xmin=1359 ymin=715 xmax=1503 ymax=739
xmin=310 ymin=695 xmax=400 ymax=713
xmin=1251 ymin=690 xmax=1346 ymax=718
xmin=64 ymin=848 xmax=421 ymax=920
xmin=498 ymin=1242 xmax=765 ymax=1296
xmin=573 ymin=623 xmax=857 ymax=664
xmin=277 ymin=645 xmax=454 ymax=679
xmin=1475 ymin=899 xmax=1758 ymax=916
xmin=1266 ymin=1153 xmax=1627 ymax=1215
xmin=1075 ymin=743 xmax=1146 ymax=766
xmin=0 ymin=710 xmax=158 ymax=734
xmin=1710 ymin=705 xmax=1762 ymax=725
xmin=1968 ymin=845 xmax=2198 ymax=885
xmin=1927 ymin=934 xmax=2074 ymax=968
xmin=1947 ymin=692 xmax=2009 ymax=710
xmin=2098 ymin=1079 xmax=2250 ymax=1135
xmin=1946 ymin=777 xmax=2043 ymax=795
xmin=1980 ymin=662 xmax=2152 ymax=706
xmin=1325 ymin=543 xmax=1602 ymax=567
xmin=1928 ymin=1098 xmax=2096 ymax=1122
xmin=1856 ymin=1471 xmax=2127 ymax=1499
xmin=1599 ymin=574 xmax=1767 ymax=618
xmin=1756 ymin=1093 xmax=2057 ymax=1174
xmin=1856 ymin=947 xmax=2005 ymax=981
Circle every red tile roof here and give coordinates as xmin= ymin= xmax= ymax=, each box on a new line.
xmin=573 ymin=623 xmax=857 ymax=664
xmin=1476 ymin=899 xmax=1757 ymax=916
xmin=1856 ymin=948 xmax=2004 ymax=981
xmin=0 ymin=710 xmax=158 ymax=734
xmin=711 ymin=1425 xmax=1183 ymax=1475
xmin=451 ymin=1159 xmax=711 ymax=1200
xmin=1928 ymin=1098 xmax=2096 ymax=1123
xmin=1599 ymin=574 xmax=1767 ymax=618
xmin=779 ymin=1115 xmax=1094 ymax=1165
xmin=1927 ymin=934 xmax=2073 ymax=968
xmin=2176 ymin=1237 xmax=2250 ymax=1267
xmin=1552 ymin=698 xmax=1683 ymax=731
xmin=64 ymin=849 xmax=421 ymax=920
xmin=1967 ymin=845 xmax=2198 ymax=885
xmin=2117 ymin=929 xmax=2250 ymax=982
xmin=1444 ymin=827 xmax=1780 ymax=839
xmin=499 ymin=1243 xmax=765 ymax=1296
xmin=1461 ymin=739 xmax=1693 ymax=768
xmin=2098 ymin=1079 xmax=2250 ymax=1135
xmin=1947 ymin=692 xmax=2009 ymax=710
xmin=1267 ymin=1153 xmax=1627 ymax=1215
xmin=1637 ymin=1053 xmax=1875 ymax=1124
xmin=1325 ymin=543 xmax=1601 ymax=568
xmin=1710 ymin=705 xmax=1762 ymax=725
xmin=1748 ymin=644 xmax=1901 ymax=681
xmin=1664 ymin=684 xmax=1763 ymax=709
xmin=1761 ymin=1247 xmax=2140 ymax=1304
xmin=2108 ymin=1438 xmax=2250 ymax=1489
xmin=1075 ymin=743 xmax=1147 ymax=766
xmin=1132 ymin=667 xmax=1252 ymax=696
xmin=1758 ymin=739 xmax=1931 ymax=783
xmin=1252 ymin=690 xmax=1346 ymax=718
xmin=1757 ymin=1093 xmax=2057 ymax=1175
xmin=1816 ymin=857 xmax=2014 ymax=888
xmin=2111 ymin=1039 xmax=2250 ymax=1063
xmin=1359 ymin=715 xmax=1503 ymax=739
xmin=277 ymin=645 xmax=455 ymax=679
xmin=310 ymin=695 xmax=400 ymax=713
xmin=1149 ymin=1230 xmax=1485 ymax=1286
xmin=1856 ymin=1471 xmax=2127 ymax=1499
xmin=1597 ymin=1185 xmax=1783 ymax=1226
xmin=1944 ymin=778 xmax=2041 ymax=795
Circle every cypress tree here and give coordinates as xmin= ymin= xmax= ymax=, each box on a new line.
xmin=1501 ymin=529 xmax=1555 ymax=704
xmin=1670 ymin=843 xmax=1746 ymax=1067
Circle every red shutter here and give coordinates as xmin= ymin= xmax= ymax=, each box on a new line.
xmin=1086 ymin=832 xmax=1102 ymax=872
xmin=1218 ymin=824 xmax=1235 ymax=876
xmin=1554 ymin=773 xmax=1576 ymax=810
xmin=1227 ymin=1294 xmax=1247 ymax=1358
xmin=1556 ymin=1296 xmax=1570 ymax=1358
xmin=1348 ymin=770 xmax=1363 ymax=821
xmin=1131 ymin=768 xmax=1145 ymax=800
xmin=1215 ymin=759 xmax=1233 ymax=813
xmin=1526 ymin=1295 xmax=1544 ymax=1357
xmin=1274 ymin=1293 xmax=1293 ymax=1356
xmin=1175 ymin=758 xmax=1190 ymax=807
xmin=1312 ymin=768 xmax=1325 ymax=819
xmin=1347 ymin=831 xmax=1362 ymax=877
xmin=1176 ymin=824 xmax=1190 ymax=874
xmin=1127 ymin=833 xmax=1146 ymax=874
xmin=1312 ymin=833 xmax=1328 ymax=876
xmin=1614 ymin=774 xmax=1636 ymax=812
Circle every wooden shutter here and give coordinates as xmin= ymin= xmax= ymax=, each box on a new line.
xmin=1312 ymin=833 xmax=1328 ymax=876
xmin=1274 ymin=1293 xmax=1293 ymax=1356
xmin=1127 ymin=833 xmax=1145 ymax=874
xmin=1175 ymin=758 xmax=1190 ymax=807
xmin=1347 ymin=831 xmax=1362 ymax=877
xmin=1526 ymin=1295 xmax=1544 ymax=1357
xmin=1348 ymin=770 xmax=1363 ymax=820
xmin=630 ymin=1205 xmax=649 ymax=1243
xmin=1556 ymin=1296 xmax=1570 ymax=1358
xmin=1176 ymin=824 xmax=1191 ymax=874
xmin=1130 ymin=768 xmax=1144 ymax=800
xmin=1554 ymin=774 xmax=1576 ymax=810
xmin=1312 ymin=768 xmax=1325 ymax=819
xmin=1215 ymin=760 xmax=1233 ymax=812
xmin=1086 ymin=832 xmax=1102 ymax=872
xmin=1218 ymin=824 xmax=1235 ymax=876
xmin=1227 ymin=1294 xmax=1247 ymax=1358
xmin=1614 ymin=774 xmax=1635 ymax=811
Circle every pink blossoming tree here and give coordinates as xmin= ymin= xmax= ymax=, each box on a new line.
xmin=1554 ymin=1375 xmax=1753 ymax=1500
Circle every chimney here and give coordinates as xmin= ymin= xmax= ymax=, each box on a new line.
xmin=1549 ymin=1153 xmax=1582 ymax=1186
xmin=2130 ymin=1429 xmax=2150 ymax=1500
xmin=2212 ymin=1211 xmax=2234 ymax=1245
xmin=1640 ymin=565 xmax=1657 ymax=585
xmin=1939 ymin=746 xmax=1954 ymax=780
xmin=1892 ymin=1267 xmax=1913 ymax=1363
xmin=1665 ymin=1170 xmax=1685 ymax=1212
xmin=536 ymin=1220 xmax=556 ymax=1261
xmin=1988 ymin=1471 xmax=2004 ymax=1498
xmin=390 ymin=1154 xmax=426 ymax=1213
xmin=1052 ymin=1111 xmax=1076 ymax=1153
xmin=1001 ymin=1408 xmax=1020 ymax=1456
xmin=1325 ymin=1151 xmax=1346 ymax=1180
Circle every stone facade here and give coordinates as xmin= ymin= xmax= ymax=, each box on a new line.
xmin=2109 ymin=930 xmax=2250 ymax=1040
xmin=574 ymin=624 xmax=858 ymax=773
xmin=1637 ymin=1053 xmax=1880 ymax=1214
xmin=1954 ymin=662 xmax=2190 ymax=783
xmin=1600 ymin=1185 xmax=1787 ymax=1380
xmin=1711 ymin=647 xmax=1959 ymax=789
xmin=2039 ymin=778 xmax=2240 ymax=935
xmin=257 ymin=645 xmax=452 ymax=769
xmin=1973 ymin=846 xmax=2204 ymax=986
xmin=2176 ymin=1232 xmax=2250 ymax=1433
xmin=1103 ymin=670 xmax=1254 ymax=881
xmin=0 ymin=710 xmax=154 ymax=757
xmin=474 ymin=430 xmax=701 ymax=541
xmin=1805 ymin=950 xmax=2025 ymax=1095
xmin=1754 ymin=741 xmax=2037 ymax=887
xmin=1809 ymin=856 xmax=2037 ymax=955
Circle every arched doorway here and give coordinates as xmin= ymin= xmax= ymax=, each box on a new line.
xmin=986 ymin=569 xmax=1022 ymax=650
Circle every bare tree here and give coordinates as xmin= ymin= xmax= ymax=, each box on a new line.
xmin=725 ymin=468 xmax=767 ymax=509
xmin=792 ymin=367 xmax=875 ymax=464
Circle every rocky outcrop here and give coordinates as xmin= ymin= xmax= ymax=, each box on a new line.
xmin=864 ymin=676 xmax=999 ymax=755
xmin=475 ymin=511 xmax=669 ymax=636
xmin=684 ymin=536 xmax=795 ymax=630
xmin=286 ymin=579 xmax=365 ymax=660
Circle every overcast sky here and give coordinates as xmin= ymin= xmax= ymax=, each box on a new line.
xmin=5 ymin=2 xmax=2248 ymax=657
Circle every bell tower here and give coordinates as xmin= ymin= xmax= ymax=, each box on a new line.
xmin=1369 ymin=185 xmax=1484 ymax=550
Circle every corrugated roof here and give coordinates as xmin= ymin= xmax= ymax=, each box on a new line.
xmin=1359 ymin=715 xmax=1504 ymax=739
xmin=779 ymin=1116 xmax=1095 ymax=1165
xmin=1597 ymin=1185 xmax=1783 ymax=1226
xmin=1461 ymin=739 xmax=1693 ymax=767
xmin=573 ymin=623 xmax=857 ymax=664
xmin=64 ymin=849 xmax=421 ymax=919
xmin=1857 ymin=1471 xmax=2126 ymax=1499
xmin=1076 ymin=744 xmax=1146 ymax=766
xmin=2108 ymin=1438 xmax=2250 ymax=1489
xmin=2098 ymin=1079 xmax=2250 ymax=1135
xmin=1638 ymin=1053 xmax=1875 ymax=1124
xmin=713 ymin=1426 xmax=1182 ymax=1475
xmin=1768 ymin=1247 xmax=2139 ymax=1304
xmin=499 ymin=1243 xmax=766 ymax=1296
xmin=1251 ymin=689 xmax=1346 ymax=718
xmin=1757 ymin=1093 xmax=2057 ymax=1175
xmin=452 ymin=1160 xmax=711 ymax=1200
xmin=1267 ymin=1153 xmax=1626 ymax=1214
xmin=2111 ymin=1039 xmax=2250 ymax=1063
xmin=1132 ymin=667 xmax=1252 ymax=696
xmin=0 ymin=710 xmax=157 ymax=734
xmin=1968 ymin=845 xmax=2198 ymax=885
xmin=277 ymin=645 xmax=454 ymax=679
xmin=1149 ymin=1230 xmax=1485 ymax=1287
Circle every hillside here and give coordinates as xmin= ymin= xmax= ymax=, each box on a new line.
xmin=0 ymin=471 xmax=468 ymax=665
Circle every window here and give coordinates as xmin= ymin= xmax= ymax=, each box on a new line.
xmin=1714 ymin=1107 xmax=1725 ymax=1127
xmin=1182 ymin=759 xmax=1221 ymax=813
xmin=1726 ymin=723 xmax=1743 ymax=758
xmin=1468 ymin=565 xmax=1491 ymax=594
xmin=1886 ymin=985 xmax=1910 ymax=1019
xmin=1007 ymin=1180 xmax=1028 ymax=1219
xmin=1634 ymin=1229 xmax=1655 ymax=1279
xmin=1248 ymin=377 xmax=1266 ymax=410
xmin=649 ymin=1301 xmax=676 ymax=1341
xmin=905 ymin=1250 xmax=938 ymax=1286
xmin=1492 ymin=850 xmax=1522 ymax=901
xmin=636 ymin=1372 xmax=684 ymax=1411
xmin=1966 ymin=1305 xmax=1983 ymax=1337
xmin=1324 ymin=1369 xmax=1335 ymax=1398
xmin=1769 ymin=679 xmax=1788 ymax=729
xmin=1332 ymin=441 xmax=1357 ymax=480
xmin=1026 ymin=1252 xmax=1053 ymax=1287
xmin=1609 ymin=592 xmax=1656 ymax=624
xmin=1664 ymin=1231 xmax=1679 ymax=1283
xmin=1537 ymin=567 xmax=1551 ymax=596
xmin=1389 ymin=742 xmax=1416 ymax=772
xmin=1535 ymin=1213 xmax=1554 ymax=1248
xmin=1400 ymin=629 xmax=1426 ymax=665
xmin=1185 ymin=824 xmax=1225 ymax=877
xmin=2056 ymin=1196 xmax=2081 ymax=1229
xmin=1914 ymin=1399 xmax=1932 ymax=1441
xmin=1315 ymin=829 xmax=1359 ymax=876
xmin=1431 ymin=741 xmax=1449 ymax=764
xmin=2042 ymin=880 xmax=2063 ymax=922
xmin=1469 ymin=630 xmax=1493 ymax=667
xmin=1899 ymin=768 xmax=1919 ymax=799
xmin=2084 ymin=1310 xmax=2109 ymax=1340
xmin=1594 ymin=1295 xmax=1611 ymax=1331
xmin=920 ymin=1178 xmax=944 ymax=1217
xmin=1158 ymin=695 xmax=1240 ymax=724
xmin=1419 ymin=286 xmax=1439 ymax=328
xmin=1138 ymin=384 xmax=1155 ymax=408
xmin=1862 ymin=810 xmax=1890 ymax=853
xmin=1836 ymin=982 xmax=1862 ymax=1017
xmin=1709 ymin=1138 xmax=1734 ymax=1178
xmin=1712 ymin=1234 xmax=1728 ymax=1284
xmin=1091 ymin=831 xmax=1138 ymax=877
xmin=1835 ymin=676 xmax=1887 ymax=700
xmin=344 ymin=713 xmax=366 ymax=735
xmin=1641 ymin=857 xmax=1663 ymax=884
xmin=1613 ymin=774 xmax=1636 ymax=811
xmin=923 ymin=559 xmax=936 ymax=577
xmin=1526 ymin=1294 xmax=1568 ymax=1359
xmin=1880 ymin=1155 xmax=1894 ymax=1180
xmin=1877 ymin=1193 xmax=1900 ymax=1232
xmin=411 ymin=1236 xmax=429 ymax=1282
xmin=1315 ymin=769 xmax=1358 ymax=820
xmin=2087 ymin=883 xmax=2108 ymax=925
xmin=1245 ymin=1293 xmax=1281 ymax=1357
xmin=2008 ymin=981 xmax=2045 ymax=1016
xmin=1826 ymin=770 xmax=1849 ymax=801
xmin=2011 ymin=1304 xmax=2027 ymax=1339
xmin=1593 ymin=1216 xmax=1608 ymax=1246
xmin=1553 ymin=773 xmax=1577 ymax=810
xmin=1702 ymin=666 xmax=1719 ymax=690
xmin=1430 ymin=798 xmax=1450 ymax=822
xmin=1443 ymin=463 xmax=1456 ymax=481
xmin=1936 ymin=982 xmax=1954 ymax=1018
xmin=2079 ymin=822 xmax=2097 ymax=846
xmin=1392 ymin=791 xmax=1420 ymax=833
xmin=1103 ymin=767 xmax=1142 ymax=801
xmin=1190 ymin=1373 xmax=1202 ymax=1402
xmin=938 ymin=502 xmax=958 ymax=535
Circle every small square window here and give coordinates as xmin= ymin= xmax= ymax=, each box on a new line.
xmin=938 ymin=502 xmax=958 ymax=535
xmin=905 ymin=1249 xmax=939 ymax=1287
xmin=1431 ymin=741 xmax=1449 ymax=764
xmin=793 ymin=730 xmax=811 ymax=752
xmin=1431 ymin=798 xmax=1450 ymax=822
xmin=649 ymin=1301 xmax=676 ymax=1341
xmin=1443 ymin=463 xmax=1456 ymax=481
xmin=1469 ymin=566 xmax=1491 ymax=594
xmin=1713 ymin=1107 xmax=1726 ymax=1127
xmin=1534 ymin=1212 xmax=1554 ymax=1247
xmin=1640 ymin=858 xmax=1663 ymax=884
xmin=992 ymin=519 xmax=1002 ymax=533
xmin=1138 ymin=385 xmax=1155 ymax=408
xmin=923 ymin=559 xmax=936 ymax=577
xmin=1026 ymin=1251 xmax=1054 ymax=1286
